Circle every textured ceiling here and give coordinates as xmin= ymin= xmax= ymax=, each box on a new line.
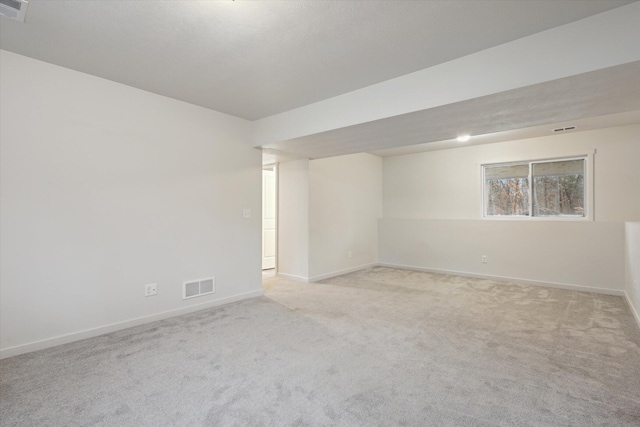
xmin=262 ymin=61 xmax=640 ymax=159
xmin=369 ymin=110 xmax=640 ymax=158
xmin=0 ymin=0 xmax=635 ymax=120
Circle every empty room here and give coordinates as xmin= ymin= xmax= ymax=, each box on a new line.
xmin=1 ymin=1 xmax=639 ymax=426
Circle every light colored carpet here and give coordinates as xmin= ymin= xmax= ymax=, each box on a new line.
xmin=1 ymin=267 xmax=639 ymax=426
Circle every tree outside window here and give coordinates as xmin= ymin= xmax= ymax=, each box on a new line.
xmin=484 ymin=158 xmax=585 ymax=218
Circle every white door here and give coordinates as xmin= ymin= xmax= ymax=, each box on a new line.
xmin=262 ymin=169 xmax=276 ymax=270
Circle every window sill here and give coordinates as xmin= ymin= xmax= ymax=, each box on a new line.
xmin=482 ymin=215 xmax=592 ymax=222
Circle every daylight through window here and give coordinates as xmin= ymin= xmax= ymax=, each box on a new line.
xmin=483 ymin=157 xmax=586 ymax=218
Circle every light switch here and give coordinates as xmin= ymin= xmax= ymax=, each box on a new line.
xmin=242 ymin=209 xmax=251 ymax=219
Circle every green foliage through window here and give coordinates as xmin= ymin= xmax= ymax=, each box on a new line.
xmin=483 ymin=158 xmax=585 ymax=218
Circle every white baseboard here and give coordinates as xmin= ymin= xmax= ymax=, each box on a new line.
xmin=0 ymin=289 xmax=264 ymax=360
xmin=308 ymin=263 xmax=378 ymax=282
xmin=377 ymin=263 xmax=625 ymax=296
xmin=276 ymin=272 xmax=309 ymax=282
xmin=624 ymin=292 xmax=640 ymax=330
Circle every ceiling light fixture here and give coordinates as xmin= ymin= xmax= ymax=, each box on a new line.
xmin=456 ymin=134 xmax=471 ymax=142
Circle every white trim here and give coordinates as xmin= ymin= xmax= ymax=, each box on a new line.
xmin=276 ymin=272 xmax=309 ymax=283
xmin=275 ymin=163 xmax=279 ymax=275
xmin=624 ymin=292 xmax=640 ymax=331
xmin=377 ymin=263 xmax=624 ymax=296
xmin=261 ymin=164 xmax=279 ymax=274
xmin=586 ymin=151 xmax=595 ymax=221
xmin=308 ymin=263 xmax=378 ymax=282
xmin=0 ymin=289 xmax=264 ymax=360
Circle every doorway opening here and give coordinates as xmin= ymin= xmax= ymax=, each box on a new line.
xmin=262 ymin=165 xmax=277 ymax=273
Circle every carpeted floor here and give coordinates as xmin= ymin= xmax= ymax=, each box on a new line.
xmin=1 ymin=267 xmax=639 ymax=426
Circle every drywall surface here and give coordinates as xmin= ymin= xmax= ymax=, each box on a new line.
xmin=309 ymin=153 xmax=382 ymax=280
xmin=277 ymin=159 xmax=310 ymax=280
xmin=380 ymin=125 xmax=639 ymax=292
xmin=379 ymin=219 xmax=625 ymax=293
xmin=252 ymin=3 xmax=640 ymax=146
xmin=383 ymin=125 xmax=640 ymax=221
xmin=0 ymin=51 xmax=262 ymax=357
xmin=625 ymin=222 xmax=640 ymax=327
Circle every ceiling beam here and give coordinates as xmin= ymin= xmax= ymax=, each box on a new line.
xmin=251 ymin=2 xmax=640 ymax=148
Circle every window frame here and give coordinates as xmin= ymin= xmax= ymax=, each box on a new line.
xmin=481 ymin=154 xmax=593 ymax=221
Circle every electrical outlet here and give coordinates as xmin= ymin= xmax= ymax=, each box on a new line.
xmin=144 ymin=283 xmax=157 ymax=297
xmin=348 ymin=251 xmax=353 ymax=258
xmin=481 ymin=255 xmax=488 ymax=264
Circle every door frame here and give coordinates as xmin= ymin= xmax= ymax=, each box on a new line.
xmin=262 ymin=163 xmax=278 ymax=272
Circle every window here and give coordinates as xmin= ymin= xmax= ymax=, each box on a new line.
xmin=483 ymin=157 xmax=586 ymax=218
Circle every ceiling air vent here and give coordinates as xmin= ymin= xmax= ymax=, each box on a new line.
xmin=553 ymin=125 xmax=577 ymax=133
xmin=0 ymin=0 xmax=28 ymax=22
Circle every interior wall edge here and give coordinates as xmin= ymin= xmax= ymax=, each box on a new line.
xmin=276 ymin=273 xmax=310 ymax=283
xmin=624 ymin=221 xmax=640 ymax=331
xmin=307 ymin=262 xmax=378 ymax=283
xmin=0 ymin=289 xmax=264 ymax=360
xmin=377 ymin=263 xmax=625 ymax=297
xmin=624 ymin=292 xmax=640 ymax=331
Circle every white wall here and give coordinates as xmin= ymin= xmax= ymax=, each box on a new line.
xmin=383 ymin=125 xmax=640 ymax=221
xmin=309 ymin=153 xmax=382 ymax=280
xmin=277 ymin=154 xmax=383 ymax=281
xmin=380 ymin=125 xmax=640 ymax=293
xmin=277 ymin=159 xmax=310 ymax=280
xmin=380 ymin=219 xmax=625 ymax=293
xmin=0 ymin=51 xmax=262 ymax=358
xmin=625 ymin=222 xmax=640 ymax=328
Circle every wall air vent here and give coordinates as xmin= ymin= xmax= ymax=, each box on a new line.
xmin=553 ymin=126 xmax=577 ymax=133
xmin=183 ymin=277 xmax=215 ymax=300
xmin=0 ymin=0 xmax=28 ymax=22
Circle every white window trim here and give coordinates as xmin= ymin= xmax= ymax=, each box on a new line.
xmin=481 ymin=153 xmax=594 ymax=221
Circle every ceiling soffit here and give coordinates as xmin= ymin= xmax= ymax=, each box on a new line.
xmin=262 ymin=61 xmax=640 ymax=159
